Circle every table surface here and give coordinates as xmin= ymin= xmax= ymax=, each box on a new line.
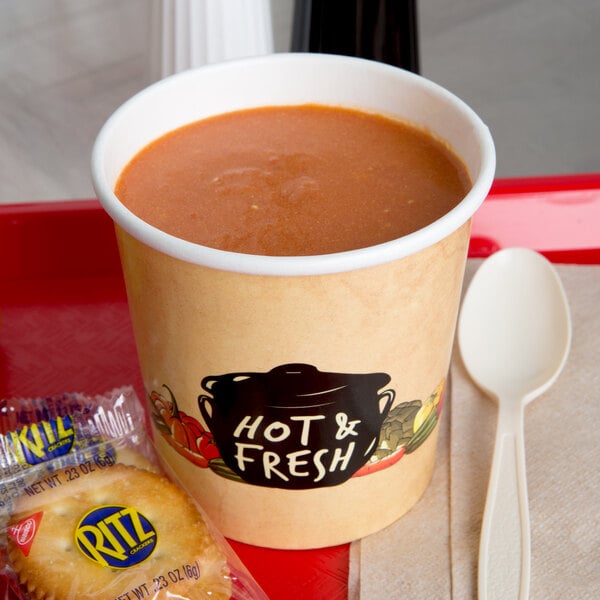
xmin=1 ymin=173 xmax=599 ymax=600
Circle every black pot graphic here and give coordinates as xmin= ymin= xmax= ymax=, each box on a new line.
xmin=198 ymin=363 xmax=394 ymax=489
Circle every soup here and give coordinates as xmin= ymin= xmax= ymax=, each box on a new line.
xmin=115 ymin=104 xmax=470 ymax=256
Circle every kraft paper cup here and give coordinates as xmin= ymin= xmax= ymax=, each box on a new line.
xmin=92 ymin=53 xmax=495 ymax=549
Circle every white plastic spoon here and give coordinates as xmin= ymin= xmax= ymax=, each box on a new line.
xmin=458 ymin=247 xmax=571 ymax=600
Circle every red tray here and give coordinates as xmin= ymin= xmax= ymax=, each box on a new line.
xmin=1 ymin=173 xmax=599 ymax=599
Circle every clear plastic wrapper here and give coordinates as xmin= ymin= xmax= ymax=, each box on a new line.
xmin=0 ymin=387 xmax=266 ymax=600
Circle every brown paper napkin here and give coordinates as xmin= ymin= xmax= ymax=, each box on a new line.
xmin=349 ymin=261 xmax=600 ymax=599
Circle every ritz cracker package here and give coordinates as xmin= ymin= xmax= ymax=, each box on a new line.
xmin=0 ymin=387 xmax=266 ymax=600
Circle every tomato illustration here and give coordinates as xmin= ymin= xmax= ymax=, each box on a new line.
xmin=149 ymin=386 xmax=220 ymax=467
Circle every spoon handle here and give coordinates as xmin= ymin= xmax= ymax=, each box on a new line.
xmin=478 ymin=401 xmax=531 ymax=600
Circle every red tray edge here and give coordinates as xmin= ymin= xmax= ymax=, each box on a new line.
xmin=2 ymin=173 xmax=600 ymax=284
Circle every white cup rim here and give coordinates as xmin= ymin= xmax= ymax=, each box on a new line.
xmin=92 ymin=53 xmax=495 ymax=276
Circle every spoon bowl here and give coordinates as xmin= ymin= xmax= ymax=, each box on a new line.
xmin=458 ymin=247 xmax=571 ymax=600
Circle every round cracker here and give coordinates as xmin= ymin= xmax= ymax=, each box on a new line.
xmin=8 ymin=464 xmax=230 ymax=600
xmin=114 ymin=446 xmax=160 ymax=472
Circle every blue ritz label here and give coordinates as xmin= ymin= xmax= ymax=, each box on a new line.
xmin=75 ymin=505 xmax=157 ymax=568
xmin=7 ymin=415 xmax=76 ymax=465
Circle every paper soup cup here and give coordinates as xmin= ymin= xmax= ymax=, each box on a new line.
xmin=92 ymin=53 xmax=495 ymax=549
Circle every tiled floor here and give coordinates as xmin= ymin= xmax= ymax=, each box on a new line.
xmin=1 ymin=0 xmax=599 ymax=204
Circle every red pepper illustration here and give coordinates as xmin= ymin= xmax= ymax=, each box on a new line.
xmin=353 ymin=445 xmax=406 ymax=477
xmin=149 ymin=386 xmax=220 ymax=467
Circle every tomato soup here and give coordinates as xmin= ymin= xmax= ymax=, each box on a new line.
xmin=115 ymin=105 xmax=470 ymax=256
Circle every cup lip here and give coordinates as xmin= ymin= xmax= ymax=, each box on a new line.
xmin=92 ymin=53 xmax=495 ymax=277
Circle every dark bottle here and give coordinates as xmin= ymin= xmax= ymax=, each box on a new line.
xmin=291 ymin=0 xmax=420 ymax=74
